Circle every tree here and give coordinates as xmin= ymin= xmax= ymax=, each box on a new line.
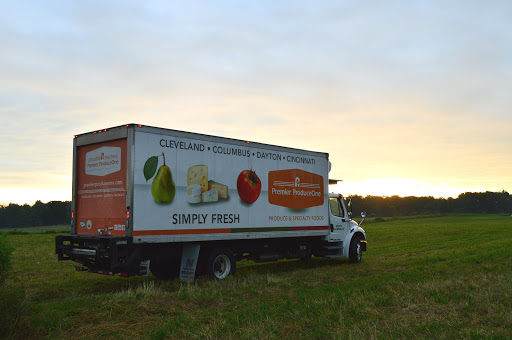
xmin=0 ymin=201 xmax=71 ymax=228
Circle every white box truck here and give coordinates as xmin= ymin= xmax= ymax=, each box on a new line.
xmin=56 ymin=124 xmax=366 ymax=280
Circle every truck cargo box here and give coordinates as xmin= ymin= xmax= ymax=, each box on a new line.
xmin=73 ymin=124 xmax=330 ymax=241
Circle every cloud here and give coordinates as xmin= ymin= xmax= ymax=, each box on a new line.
xmin=0 ymin=0 xmax=511 ymax=203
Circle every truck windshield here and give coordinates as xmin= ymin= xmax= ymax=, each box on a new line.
xmin=329 ymin=197 xmax=345 ymax=217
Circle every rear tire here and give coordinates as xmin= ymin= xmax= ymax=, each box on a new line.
xmin=349 ymin=235 xmax=363 ymax=263
xmin=205 ymin=248 xmax=236 ymax=279
xmin=300 ymin=253 xmax=312 ymax=262
xmin=149 ymin=247 xmax=181 ymax=279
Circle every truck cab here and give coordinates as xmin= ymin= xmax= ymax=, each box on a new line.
xmin=325 ymin=193 xmax=367 ymax=262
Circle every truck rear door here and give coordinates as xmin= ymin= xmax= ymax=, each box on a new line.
xmin=74 ymin=137 xmax=128 ymax=236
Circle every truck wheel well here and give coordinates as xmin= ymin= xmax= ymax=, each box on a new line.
xmin=353 ymin=232 xmax=365 ymax=240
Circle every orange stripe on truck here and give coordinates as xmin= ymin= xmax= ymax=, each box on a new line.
xmin=133 ymin=228 xmax=231 ymax=236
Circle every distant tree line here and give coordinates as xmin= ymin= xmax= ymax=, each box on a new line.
xmin=0 ymin=201 xmax=71 ymax=228
xmin=350 ymin=191 xmax=512 ymax=218
xmin=0 ymin=191 xmax=511 ymax=228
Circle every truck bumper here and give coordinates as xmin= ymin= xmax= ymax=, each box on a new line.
xmin=56 ymin=235 xmax=146 ymax=276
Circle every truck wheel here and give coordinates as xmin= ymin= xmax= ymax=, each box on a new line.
xmin=300 ymin=253 xmax=312 ymax=262
xmin=349 ymin=235 xmax=363 ymax=263
xmin=206 ymin=248 xmax=236 ymax=279
xmin=150 ymin=247 xmax=181 ymax=280
xmin=150 ymin=258 xmax=180 ymax=279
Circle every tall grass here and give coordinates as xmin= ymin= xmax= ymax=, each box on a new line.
xmin=0 ymin=234 xmax=14 ymax=281
xmin=0 ymin=233 xmax=28 ymax=338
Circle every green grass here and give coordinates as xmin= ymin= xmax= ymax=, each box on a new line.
xmin=0 ymin=224 xmax=70 ymax=234
xmin=1 ymin=215 xmax=512 ymax=339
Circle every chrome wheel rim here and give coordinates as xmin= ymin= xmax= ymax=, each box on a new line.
xmin=213 ymin=254 xmax=230 ymax=279
xmin=356 ymin=242 xmax=362 ymax=261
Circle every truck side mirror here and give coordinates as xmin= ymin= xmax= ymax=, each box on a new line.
xmin=358 ymin=211 xmax=367 ymax=226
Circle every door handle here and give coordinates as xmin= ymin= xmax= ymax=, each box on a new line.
xmin=330 ymin=224 xmax=334 ymax=232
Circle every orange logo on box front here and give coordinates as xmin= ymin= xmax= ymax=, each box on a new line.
xmin=268 ymin=169 xmax=324 ymax=209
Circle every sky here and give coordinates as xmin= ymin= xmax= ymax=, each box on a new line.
xmin=1 ymin=0 xmax=511 ymax=205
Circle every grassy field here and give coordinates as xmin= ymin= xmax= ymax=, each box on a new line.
xmin=0 ymin=224 xmax=70 ymax=234
xmin=1 ymin=215 xmax=511 ymax=339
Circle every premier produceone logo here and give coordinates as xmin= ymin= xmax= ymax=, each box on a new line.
xmin=268 ymin=169 xmax=324 ymax=209
xmin=85 ymin=146 xmax=121 ymax=176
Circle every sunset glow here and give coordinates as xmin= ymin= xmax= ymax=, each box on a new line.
xmin=332 ymin=178 xmax=494 ymax=199
xmin=1 ymin=2 xmax=511 ymax=206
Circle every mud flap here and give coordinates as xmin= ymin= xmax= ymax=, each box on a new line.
xmin=139 ymin=260 xmax=150 ymax=276
xmin=179 ymin=245 xmax=201 ymax=283
xmin=360 ymin=240 xmax=367 ymax=252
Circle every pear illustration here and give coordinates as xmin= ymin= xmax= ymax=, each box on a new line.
xmin=150 ymin=153 xmax=176 ymax=203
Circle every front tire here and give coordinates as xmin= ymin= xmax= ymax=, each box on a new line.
xmin=205 ymin=248 xmax=236 ymax=279
xmin=349 ymin=235 xmax=363 ymax=263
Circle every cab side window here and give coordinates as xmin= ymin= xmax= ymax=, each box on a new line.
xmin=329 ymin=197 xmax=343 ymax=217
